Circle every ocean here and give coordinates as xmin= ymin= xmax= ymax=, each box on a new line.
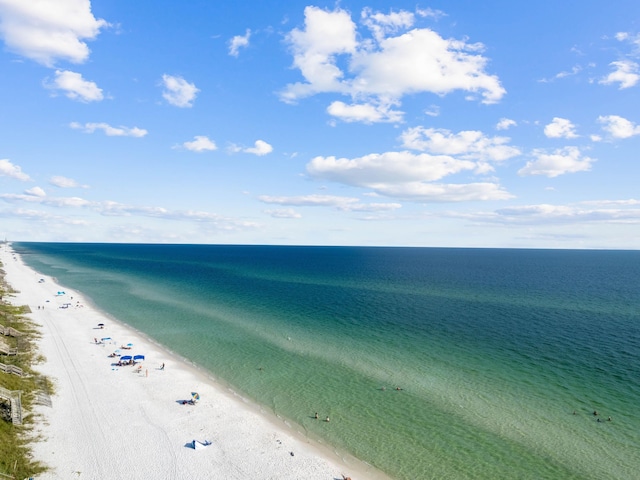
xmin=12 ymin=243 xmax=640 ymax=480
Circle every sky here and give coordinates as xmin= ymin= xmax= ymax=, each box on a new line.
xmin=1 ymin=1 xmax=640 ymax=249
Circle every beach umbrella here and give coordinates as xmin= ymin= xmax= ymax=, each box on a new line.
xmin=191 ymin=392 xmax=200 ymax=401
xmin=98 ymin=323 xmax=105 ymax=327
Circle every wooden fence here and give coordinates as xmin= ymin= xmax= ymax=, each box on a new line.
xmin=0 ymin=362 xmax=23 ymax=376
xmin=0 ymin=386 xmax=22 ymax=425
xmin=0 ymin=324 xmax=23 ymax=337
xmin=0 ymin=344 xmax=17 ymax=356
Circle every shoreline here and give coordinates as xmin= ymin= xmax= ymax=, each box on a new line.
xmin=1 ymin=244 xmax=387 ymax=480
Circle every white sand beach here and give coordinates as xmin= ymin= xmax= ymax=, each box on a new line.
xmin=1 ymin=244 xmax=383 ymax=480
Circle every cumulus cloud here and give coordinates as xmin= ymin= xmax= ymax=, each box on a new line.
xmin=598 ymin=115 xmax=640 ymax=139
xmin=308 ymin=151 xmax=475 ymax=185
xmin=0 ymin=0 xmax=108 ymax=66
xmin=281 ymin=6 xmax=505 ymax=123
xmin=70 ymin=122 xmax=147 ymax=137
xmin=600 ymin=60 xmax=640 ymax=89
xmin=245 ymin=140 xmax=273 ymax=156
xmin=229 ymin=29 xmax=250 ymax=56
xmin=400 ymin=127 xmax=521 ymax=162
xmin=0 ymin=159 xmax=31 ymax=181
xmin=518 ymin=147 xmax=595 ymax=177
xmin=229 ymin=140 xmax=273 ymax=156
xmin=496 ymin=118 xmax=516 ymax=130
xmin=46 ymin=70 xmax=103 ymax=102
xmin=161 ymin=74 xmax=199 ymax=107
xmin=182 ymin=136 xmax=217 ymax=152
xmin=305 ymin=150 xmax=512 ymax=202
xmin=302 ymin=125 xmax=521 ymax=203
xmin=544 ymin=117 xmax=578 ymax=139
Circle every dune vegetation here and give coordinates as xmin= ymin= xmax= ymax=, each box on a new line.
xmin=0 ymin=262 xmax=49 ymax=480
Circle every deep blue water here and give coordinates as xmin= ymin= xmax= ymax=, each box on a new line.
xmin=13 ymin=243 xmax=640 ymax=480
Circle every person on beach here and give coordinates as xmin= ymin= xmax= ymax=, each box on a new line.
xmin=325 ymin=416 xmax=330 ymax=423
xmin=160 ymin=362 xmax=165 ymax=370
xmin=314 ymin=412 xmax=318 ymax=419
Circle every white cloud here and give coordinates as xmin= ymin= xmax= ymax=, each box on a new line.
xmin=263 ymin=208 xmax=302 ymax=219
xmin=281 ymin=6 xmax=505 ymax=123
xmin=229 ymin=29 xmax=250 ymax=57
xmin=327 ymin=100 xmax=403 ymax=123
xmin=49 ymin=175 xmax=84 ymax=188
xmin=539 ymin=65 xmax=582 ymax=83
xmin=518 ymin=147 xmax=595 ymax=177
xmin=496 ymin=118 xmax=516 ymax=130
xmin=367 ymin=181 xmax=513 ymax=202
xmin=229 ymin=140 xmax=273 ymax=156
xmin=244 ymin=140 xmax=273 ymax=156
xmin=400 ymin=127 xmax=521 ymax=162
xmin=161 ymin=74 xmax=199 ymax=107
xmin=0 ymin=192 xmax=259 ymax=231
xmin=425 ymin=105 xmax=440 ymax=117
xmin=599 ymin=60 xmax=640 ymax=89
xmin=46 ymin=70 xmax=103 ymax=102
xmin=305 ymin=150 xmax=512 ymax=202
xmin=0 ymin=192 xmax=91 ymax=208
xmin=598 ymin=114 xmax=640 ymax=139
xmin=0 ymin=0 xmax=108 ymax=66
xmin=182 ymin=136 xmax=217 ymax=152
xmin=486 ymin=201 xmax=640 ymax=225
xmin=544 ymin=117 xmax=578 ymax=138
xmin=416 ymin=8 xmax=446 ymax=20
xmin=308 ymin=151 xmax=476 ymax=186
xmin=258 ymin=194 xmax=401 ymax=212
xmin=615 ymin=31 xmax=640 ymax=53
xmin=70 ymin=122 xmax=147 ymax=137
xmin=25 ymin=186 xmax=45 ymax=197
xmin=0 ymin=159 xmax=31 ymax=181
xmin=361 ymin=7 xmax=415 ymax=42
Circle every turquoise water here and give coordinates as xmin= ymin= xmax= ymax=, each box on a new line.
xmin=13 ymin=243 xmax=640 ymax=480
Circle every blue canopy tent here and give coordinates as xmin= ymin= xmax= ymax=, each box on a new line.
xmin=120 ymin=355 xmax=133 ymax=364
xmin=133 ymin=355 xmax=145 ymax=363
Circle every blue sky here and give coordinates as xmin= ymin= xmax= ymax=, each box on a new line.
xmin=1 ymin=1 xmax=640 ymax=248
